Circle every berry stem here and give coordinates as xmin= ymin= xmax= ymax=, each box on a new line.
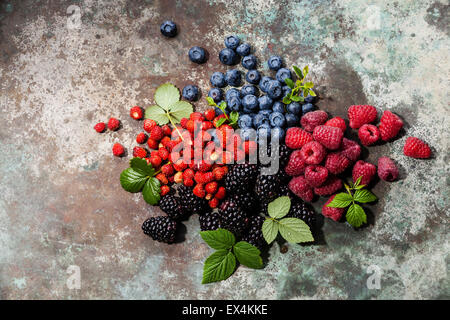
xmin=166 ymin=111 xmax=184 ymax=142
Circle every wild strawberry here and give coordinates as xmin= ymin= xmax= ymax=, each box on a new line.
xmin=107 ymin=118 xmax=120 ymax=131
xmin=136 ymin=132 xmax=148 ymax=144
xmin=209 ymin=197 xmax=219 ymax=208
xmin=190 ymin=112 xmax=204 ymax=121
xmin=144 ymin=158 xmax=151 ymax=165
xmin=133 ymin=146 xmax=147 ymax=158
xmin=243 ymin=140 xmax=257 ymax=155
xmin=150 ymin=154 xmax=162 ymax=167
xmin=205 ymin=181 xmax=218 ymax=194
xmin=158 ymin=147 xmax=169 ymax=160
xmin=143 ymin=119 xmax=157 ymax=133
xmin=112 ymin=143 xmax=125 ymax=157
xmin=213 ymin=114 xmax=227 ymax=128
xmin=193 ymin=161 xmax=213 ymax=172
xmin=94 ymin=122 xmax=106 ymax=133
xmin=150 ymin=150 xmax=159 ymax=158
xmin=204 ymin=109 xmax=215 ymax=121
xmin=193 ymin=183 xmax=206 ymax=198
xmin=160 ymin=185 xmax=171 ymax=196
xmin=173 ymin=159 xmax=187 ymax=172
xmin=180 ymin=118 xmax=189 ymax=128
xmin=161 ymin=124 xmax=172 ymax=136
xmin=403 ymin=137 xmax=431 ymax=159
xmin=160 ymin=136 xmax=171 ymax=147
xmin=146 ymin=138 xmax=158 ymax=150
xmin=149 ymin=126 xmax=163 ymax=141
xmin=183 ymin=178 xmax=194 ymax=187
xmin=358 ymin=124 xmax=380 ymax=146
xmin=174 ymin=171 xmax=183 ymax=184
xmin=215 ymin=186 xmax=226 ymax=200
xmin=161 ymin=163 xmax=174 ymax=176
xmin=203 ymin=172 xmax=214 ymax=183
xmin=212 ymin=167 xmax=226 ymax=180
xmin=156 ymin=173 xmax=168 ymax=185
xmin=130 ymin=106 xmax=144 ymax=120
xmin=348 ymin=105 xmax=377 ymax=129
xmin=205 ymin=193 xmax=214 ymax=201
xmin=194 ymin=172 xmax=205 ymax=184
xmin=185 ymin=119 xmax=195 ymax=133
xmin=202 ymin=121 xmax=214 ymax=131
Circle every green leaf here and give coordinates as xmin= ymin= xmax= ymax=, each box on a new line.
xmin=354 ymin=176 xmax=363 ymax=187
xmin=326 ymin=192 xmax=353 ymax=208
xmin=233 ymin=241 xmax=263 ymax=269
xmin=267 ymin=196 xmax=291 ymax=219
xmin=284 ymin=78 xmax=295 ymax=89
xmin=230 ymin=111 xmax=239 ymax=123
xmin=308 ymin=89 xmax=316 ymax=97
xmin=290 ymin=95 xmax=302 ymax=102
xmin=346 ymin=203 xmax=367 ymax=228
xmin=354 ymin=184 xmax=365 ymax=190
xmin=278 ymin=218 xmax=314 ymax=243
xmin=119 ymin=168 xmax=148 ymax=192
xmin=304 ymin=81 xmax=314 ymax=89
xmin=292 ymin=66 xmax=303 ymax=79
xmin=219 ymin=101 xmax=227 ymax=110
xmin=142 ymin=177 xmax=161 ymax=205
xmin=353 ymin=189 xmax=377 ymax=203
xmin=200 ymin=228 xmax=235 ymax=250
xmin=145 ymin=105 xmax=169 ymax=125
xmin=169 ymin=100 xmax=193 ymax=123
xmin=202 ymin=250 xmax=236 ymax=284
xmin=206 ymin=97 xmax=216 ymax=106
xmin=303 ymin=66 xmax=309 ymax=77
xmin=282 ymin=96 xmax=292 ymax=105
xmin=130 ymin=157 xmax=154 ymax=177
xmin=154 ymin=83 xmax=180 ymax=110
xmin=262 ymin=218 xmax=279 ymax=244
xmin=215 ymin=117 xmax=226 ymax=128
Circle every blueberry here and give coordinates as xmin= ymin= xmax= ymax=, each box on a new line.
xmin=257 ymin=124 xmax=272 ymax=141
xmin=240 ymin=127 xmax=257 ymax=141
xmin=228 ymin=96 xmax=241 ymax=112
xmin=210 ymin=72 xmax=226 ymax=88
xmin=189 ymin=46 xmax=207 ymax=64
xmin=214 ymin=107 xmax=224 ymax=116
xmin=269 ymin=112 xmax=286 ymax=127
xmin=225 ymin=69 xmax=242 ymax=87
xmin=236 ymin=43 xmax=251 ymax=56
xmin=219 ymin=48 xmax=238 ymax=66
xmin=276 ymin=68 xmax=292 ymax=84
xmin=258 ymin=95 xmax=273 ymax=110
xmin=208 ymin=88 xmax=223 ymax=102
xmin=258 ymin=109 xmax=272 ymax=118
xmin=253 ymin=113 xmax=270 ymax=128
xmin=285 ymin=113 xmax=299 ymax=127
xmin=245 ymin=70 xmax=261 ymax=85
xmin=224 ymin=35 xmax=240 ymax=50
xmin=240 ymin=84 xmax=258 ymax=97
xmin=238 ymin=114 xmax=253 ymax=128
xmin=225 ymin=88 xmax=240 ymax=101
xmin=266 ymin=80 xmax=282 ymax=99
xmin=282 ymin=85 xmax=292 ymax=99
xmin=305 ymin=94 xmax=317 ymax=104
xmin=287 ymin=102 xmax=301 ymax=114
xmin=241 ymin=94 xmax=259 ymax=111
xmin=267 ymin=55 xmax=283 ymax=71
xmin=259 ymin=76 xmax=273 ymax=93
xmin=160 ymin=20 xmax=177 ymax=37
xmin=182 ymin=85 xmax=200 ymax=101
xmin=241 ymin=54 xmax=257 ymax=70
xmin=272 ymin=101 xmax=285 ymax=113
xmin=271 ymin=127 xmax=285 ymax=141
xmin=302 ymin=103 xmax=315 ymax=114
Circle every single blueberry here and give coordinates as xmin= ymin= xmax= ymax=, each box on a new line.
xmin=214 ymin=107 xmax=224 ymax=116
xmin=241 ymin=94 xmax=259 ymax=111
xmin=224 ymin=35 xmax=240 ymax=50
xmin=271 ymin=127 xmax=285 ymax=142
xmin=160 ymin=20 xmax=177 ymax=37
xmin=305 ymin=95 xmax=317 ymax=104
xmin=241 ymin=54 xmax=257 ymax=70
xmin=225 ymin=69 xmax=242 ymax=87
xmin=257 ymin=124 xmax=272 ymax=142
xmin=267 ymin=55 xmax=283 ymax=71
xmin=282 ymin=85 xmax=292 ymax=99
xmin=287 ymin=102 xmax=301 ymax=114
xmin=236 ymin=43 xmax=251 ymax=56
xmin=253 ymin=113 xmax=270 ymax=128
xmin=210 ymin=72 xmax=226 ymax=88
xmin=258 ymin=95 xmax=274 ymax=110
xmin=240 ymin=84 xmax=258 ymax=98
xmin=238 ymin=114 xmax=253 ymax=128
xmin=219 ymin=48 xmax=238 ymax=66
xmin=228 ymin=96 xmax=241 ymax=112
xmin=240 ymin=127 xmax=257 ymax=141
xmin=272 ymin=101 xmax=285 ymax=113
xmin=302 ymin=103 xmax=315 ymax=114
xmin=266 ymin=80 xmax=282 ymax=99
xmin=188 ymin=46 xmax=207 ymax=64
xmin=259 ymin=76 xmax=273 ymax=93
xmin=259 ymin=109 xmax=272 ymax=117
xmin=182 ymin=85 xmax=200 ymax=101
xmin=269 ymin=112 xmax=286 ymax=127
xmin=276 ymin=68 xmax=292 ymax=84
xmin=285 ymin=113 xmax=299 ymax=127
xmin=245 ymin=70 xmax=261 ymax=85
xmin=208 ymin=88 xmax=223 ymax=102
xmin=225 ymin=88 xmax=240 ymax=101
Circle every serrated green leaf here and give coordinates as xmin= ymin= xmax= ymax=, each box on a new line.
xmin=354 ymin=176 xmax=362 ymax=187
xmin=326 ymin=192 xmax=353 ymax=208
xmin=292 ymin=66 xmax=303 ymax=79
xmin=130 ymin=157 xmax=154 ymax=177
xmin=354 ymin=184 xmax=365 ymax=190
xmin=206 ymin=97 xmax=216 ymax=106
xmin=304 ymin=81 xmax=314 ymax=89
xmin=202 ymin=250 xmax=236 ymax=284
xmin=200 ymin=228 xmax=235 ymax=250
xmin=268 ymin=196 xmax=291 ymax=219
xmin=154 ymin=83 xmax=180 ymax=110
xmin=142 ymin=177 xmax=161 ymax=205
xmin=233 ymin=241 xmax=263 ymax=269
xmin=353 ymin=189 xmax=377 ymax=203
xmin=145 ymin=105 xmax=169 ymax=125
xmin=284 ymin=78 xmax=295 ymax=89
xmin=119 ymin=168 xmax=148 ymax=192
xmin=346 ymin=203 xmax=367 ymax=228
xmin=262 ymin=219 xmax=279 ymax=244
xmin=215 ymin=117 xmax=226 ymax=128
xmin=278 ymin=218 xmax=314 ymax=243
xmin=169 ymin=100 xmax=193 ymax=123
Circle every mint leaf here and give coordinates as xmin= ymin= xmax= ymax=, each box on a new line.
xmin=353 ymin=189 xmax=377 ymax=203
xmin=267 ymin=196 xmax=291 ymax=219
xmin=278 ymin=217 xmax=314 ymax=243
xmin=233 ymin=241 xmax=263 ymax=269
xmin=284 ymin=78 xmax=295 ymax=89
xmin=170 ymin=100 xmax=193 ymax=122
xmin=327 ymin=192 xmax=353 ymax=208
xmin=262 ymin=218 xmax=279 ymax=244
xmin=292 ymin=66 xmax=303 ymax=79
xmin=145 ymin=105 xmax=169 ymax=125
xmin=120 ymin=168 xmax=148 ymax=192
xmin=230 ymin=111 xmax=239 ymax=123
xmin=215 ymin=117 xmax=226 ymax=128
xmin=154 ymin=83 xmax=180 ymax=110
xmin=142 ymin=177 xmax=160 ymax=205
xmin=200 ymin=228 xmax=235 ymax=250
xmin=346 ymin=203 xmax=367 ymax=228
xmin=202 ymin=250 xmax=236 ymax=284
xmin=130 ymin=157 xmax=154 ymax=177
xmin=219 ymin=101 xmax=227 ymax=110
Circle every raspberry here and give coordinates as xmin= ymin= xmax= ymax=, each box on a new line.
xmin=161 ymin=124 xmax=172 ymax=136
xmin=358 ymin=124 xmax=380 ymax=146
xmin=147 ymin=138 xmax=158 ymax=150
xmin=150 ymin=154 xmax=162 ymax=167
xmin=107 ymin=118 xmax=120 ymax=131
xmin=313 ymin=125 xmax=343 ymax=150
xmin=149 ymin=126 xmax=164 ymax=141
xmin=112 ymin=143 xmax=124 ymax=157
xmin=285 ymin=127 xmax=313 ymax=149
xmin=133 ymin=146 xmax=147 ymax=158
xmin=403 ymin=137 xmax=431 ymax=159
xmin=284 ymin=150 xmax=306 ymax=176
xmin=300 ymin=141 xmax=326 ymax=165
xmin=215 ymin=186 xmax=226 ymax=199
xmin=288 ymin=176 xmax=314 ymax=202
xmin=378 ymin=110 xmax=403 ymax=141
xmin=324 ymin=117 xmax=346 ymax=132
xmin=340 ymin=138 xmax=361 ymax=162
xmin=377 ymin=157 xmax=399 ymax=182
xmin=94 ymin=122 xmax=106 ymax=133
xmin=348 ymin=105 xmax=377 ymax=129
xmin=314 ymin=176 xmax=342 ymax=196
xmin=193 ymin=183 xmax=206 ymax=198
xmin=300 ymin=110 xmax=328 ymax=132
xmin=130 ymin=106 xmax=144 ymax=120
xmin=304 ymin=165 xmax=328 ymax=187
xmin=243 ymin=140 xmax=257 ymax=155
xmin=161 ymin=163 xmax=174 ymax=176
xmin=136 ymin=132 xmax=148 ymax=144
xmin=352 ymin=160 xmax=376 ymax=186
xmin=322 ymin=195 xmax=345 ymax=221
xmin=204 ymin=109 xmax=215 ymax=121
xmin=143 ymin=119 xmax=157 ymax=133
xmin=325 ymin=152 xmax=351 ymax=174
xmin=160 ymin=185 xmax=171 ymax=196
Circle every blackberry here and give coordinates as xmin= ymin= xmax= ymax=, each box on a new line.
xmin=177 ymin=185 xmax=208 ymax=215
xmin=199 ymin=211 xmax=222 ymax=231
xmin=225 ymin=163 xmax=259 ymax=194
xmin=218 ymin=200 xmax=247 ymax=234
xmin=242 ymin=215 xmax=266 ymax=250
xmin=259 ymin=143 xmax=291 ymax=176
xmin=287 ymin=201 xmax=316 ymax=230
xmin=142 ymin=216 xmax=177 ymax=243
xmin=254 ymin=173 xmax=281 ymax=203
xmin=231 ymin=191 xmax=259 ymax=214
xmin=159 ymin=194 xmax=184 ymax=220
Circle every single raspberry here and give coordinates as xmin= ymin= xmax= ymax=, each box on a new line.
xmin=193 ymin=183 xmax=206 ymax=198
xmin=243 ymin=140 xmax=257 ymax=155
xmin=136 ymin=132 xmax=148 ymax=144
xmin=130 ymin=106 xmax=144 ymax=120
xmin=133 ymin=146 xmax=147 ymax=158
xmin=215 ymin=186 xmax=226 ymax=199
xmin=288 ymin=176 xmax=314 ymax=202
xmin=143 ymin=119 xmax=157 ymax=133
xmin=204 ymin=109 xmax=215 ymax=121
xmin=285 ymin=127 xmax=313 ymax=149
xmin=348 ymin=105 xmax=377 ymax=129
xmin=403 ymin=137 xmax=431 ymax=159
xmin=313 ymin=125 xmax=343 ymax=150
xmin=358 ymin=124 xmax=380 ymax=146
xmin=377 ymin=157 xmax=399 ymax=182
xmin=300 ymin=141 xmax=327 ymax=165
xmin=378 ymin=110 xmax=403 ymax=141
xmin=205 ymin=181 xmax=218 ymax=194
xmin=322 ymin=195 xmax=345 ymax=221
xmin=160 ymin=185 xmax=171 ymax=196
xmin=209 ymin=197 xmax=219 ymax=209
xmin=149 ymin=126 xmax=163 ymax=141
xmin=325 ymin=117 xmax=346 ymax=132
xmin=340 ymin=138 xmax=361 ymax=162
xmin=161 ymin=163 xmax=174 ymax=176
xmin=156 ymin=173 xmax=168 ymax=184
xmin=161 ymin=124 xmax=172 ymax=136
xmin=352 ymin=160 xmax=376 ymax=186
xmin=325 ymin=152 xmax=351 ymax=174
xmin=300 ymin=110 xmax=328 ymax=132
xmin=150 ymin=154 xmax=162 ymax=167
xmin=94 ymin=122 xmax=106 ymax=133
xmin=284 ymin=150 xmax=306 ymax=176
xmin=107 ymin=118 xmax=120 ymax=131
xmin=112 ymin=143 xmax=124 ymax=157
xmin=304 ymin=165 xmax=328 ymax=187
xmin=314 ymin=176 xmax=342 ymax=196
xmin=147 ymin=138 xmax=158 ymax=150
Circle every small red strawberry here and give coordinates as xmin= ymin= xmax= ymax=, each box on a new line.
xmin=160 ymin=185 xmax=171 ymax=196
xmin=174 ymin=171 xmax=183 ymax=184
xmin=182 ymin=168 xmax=195 ymax=180
xmin=213 ymin=114 xmax=227 ymax=128
xmin=147 ymin=138 xmax=158 ymax=150
xmin=348 ymin=105 xmax=377 ymax=129
xmin=136 ymin=132 xmax=148 ymax=144
xmin=352 ymin=160 xmax=376 ymax=186
xmin=173 ymin=159 xmax=188 ymax=172
xmin=215 ymin=186 xmax=226 ymax=199
xmin=212 ymin=167 xmax=226 ymax=180
xmin=185 ymin=120 xmax=195 ymax=133
xmin=161 ymin=124 xmax=172 ymax=136
xmin=150 ymin=154 xmax=162 ymax=167
xmin=190 ymin=112 xmax=204 ymax=121
xmin=324 ymin=117 xmax=346 ymax=132
xmin=313 ymin=125 xmax=344 ymax=150
xmin=202 ymin=121 xmax=214 ymax=131
xmin=94 ymin=122 xmax=106 ymax=133
xmin=143 ymin=119 xmax=157 ymax=133
xmin=107 ymin=118 xmax=120 ymax=131
xmin=149 ymin=126 xmax=164 ymax=141
xmin=193 ymin=183 xmax=206 ymax=198
xmin=161 ymin=163 xmax=174 ymax=176
xmin=403 ymin=137 xmax=431 ymax=159
xmin=209 ymin=197 xmax=219 ymax=209
xmin=133 ymin=146 xmax=147 ymax=158
xmin=156 ymin=173 xmax=168 ymax=185
xmin=183 ymin=178 xmax=194 ymax=187
xmin=180 ymin=118 xmax=189 ymax=128
xmin=112 ymin=143 xmax=124 ymax=157
xmin=130 ymin=106 xmax=144 ymax=120
xmin=205 ymin=181 xmax=218 ymax=194
xmin=158 ymin=147 xmax=169 ymax=160
xmin=358 ymin=124 xmax=380 ymax=146
xmin=204 ymin=109 xmax=215 ymax=121
xmin=378 ymin=110 xmax=403 ymax=141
